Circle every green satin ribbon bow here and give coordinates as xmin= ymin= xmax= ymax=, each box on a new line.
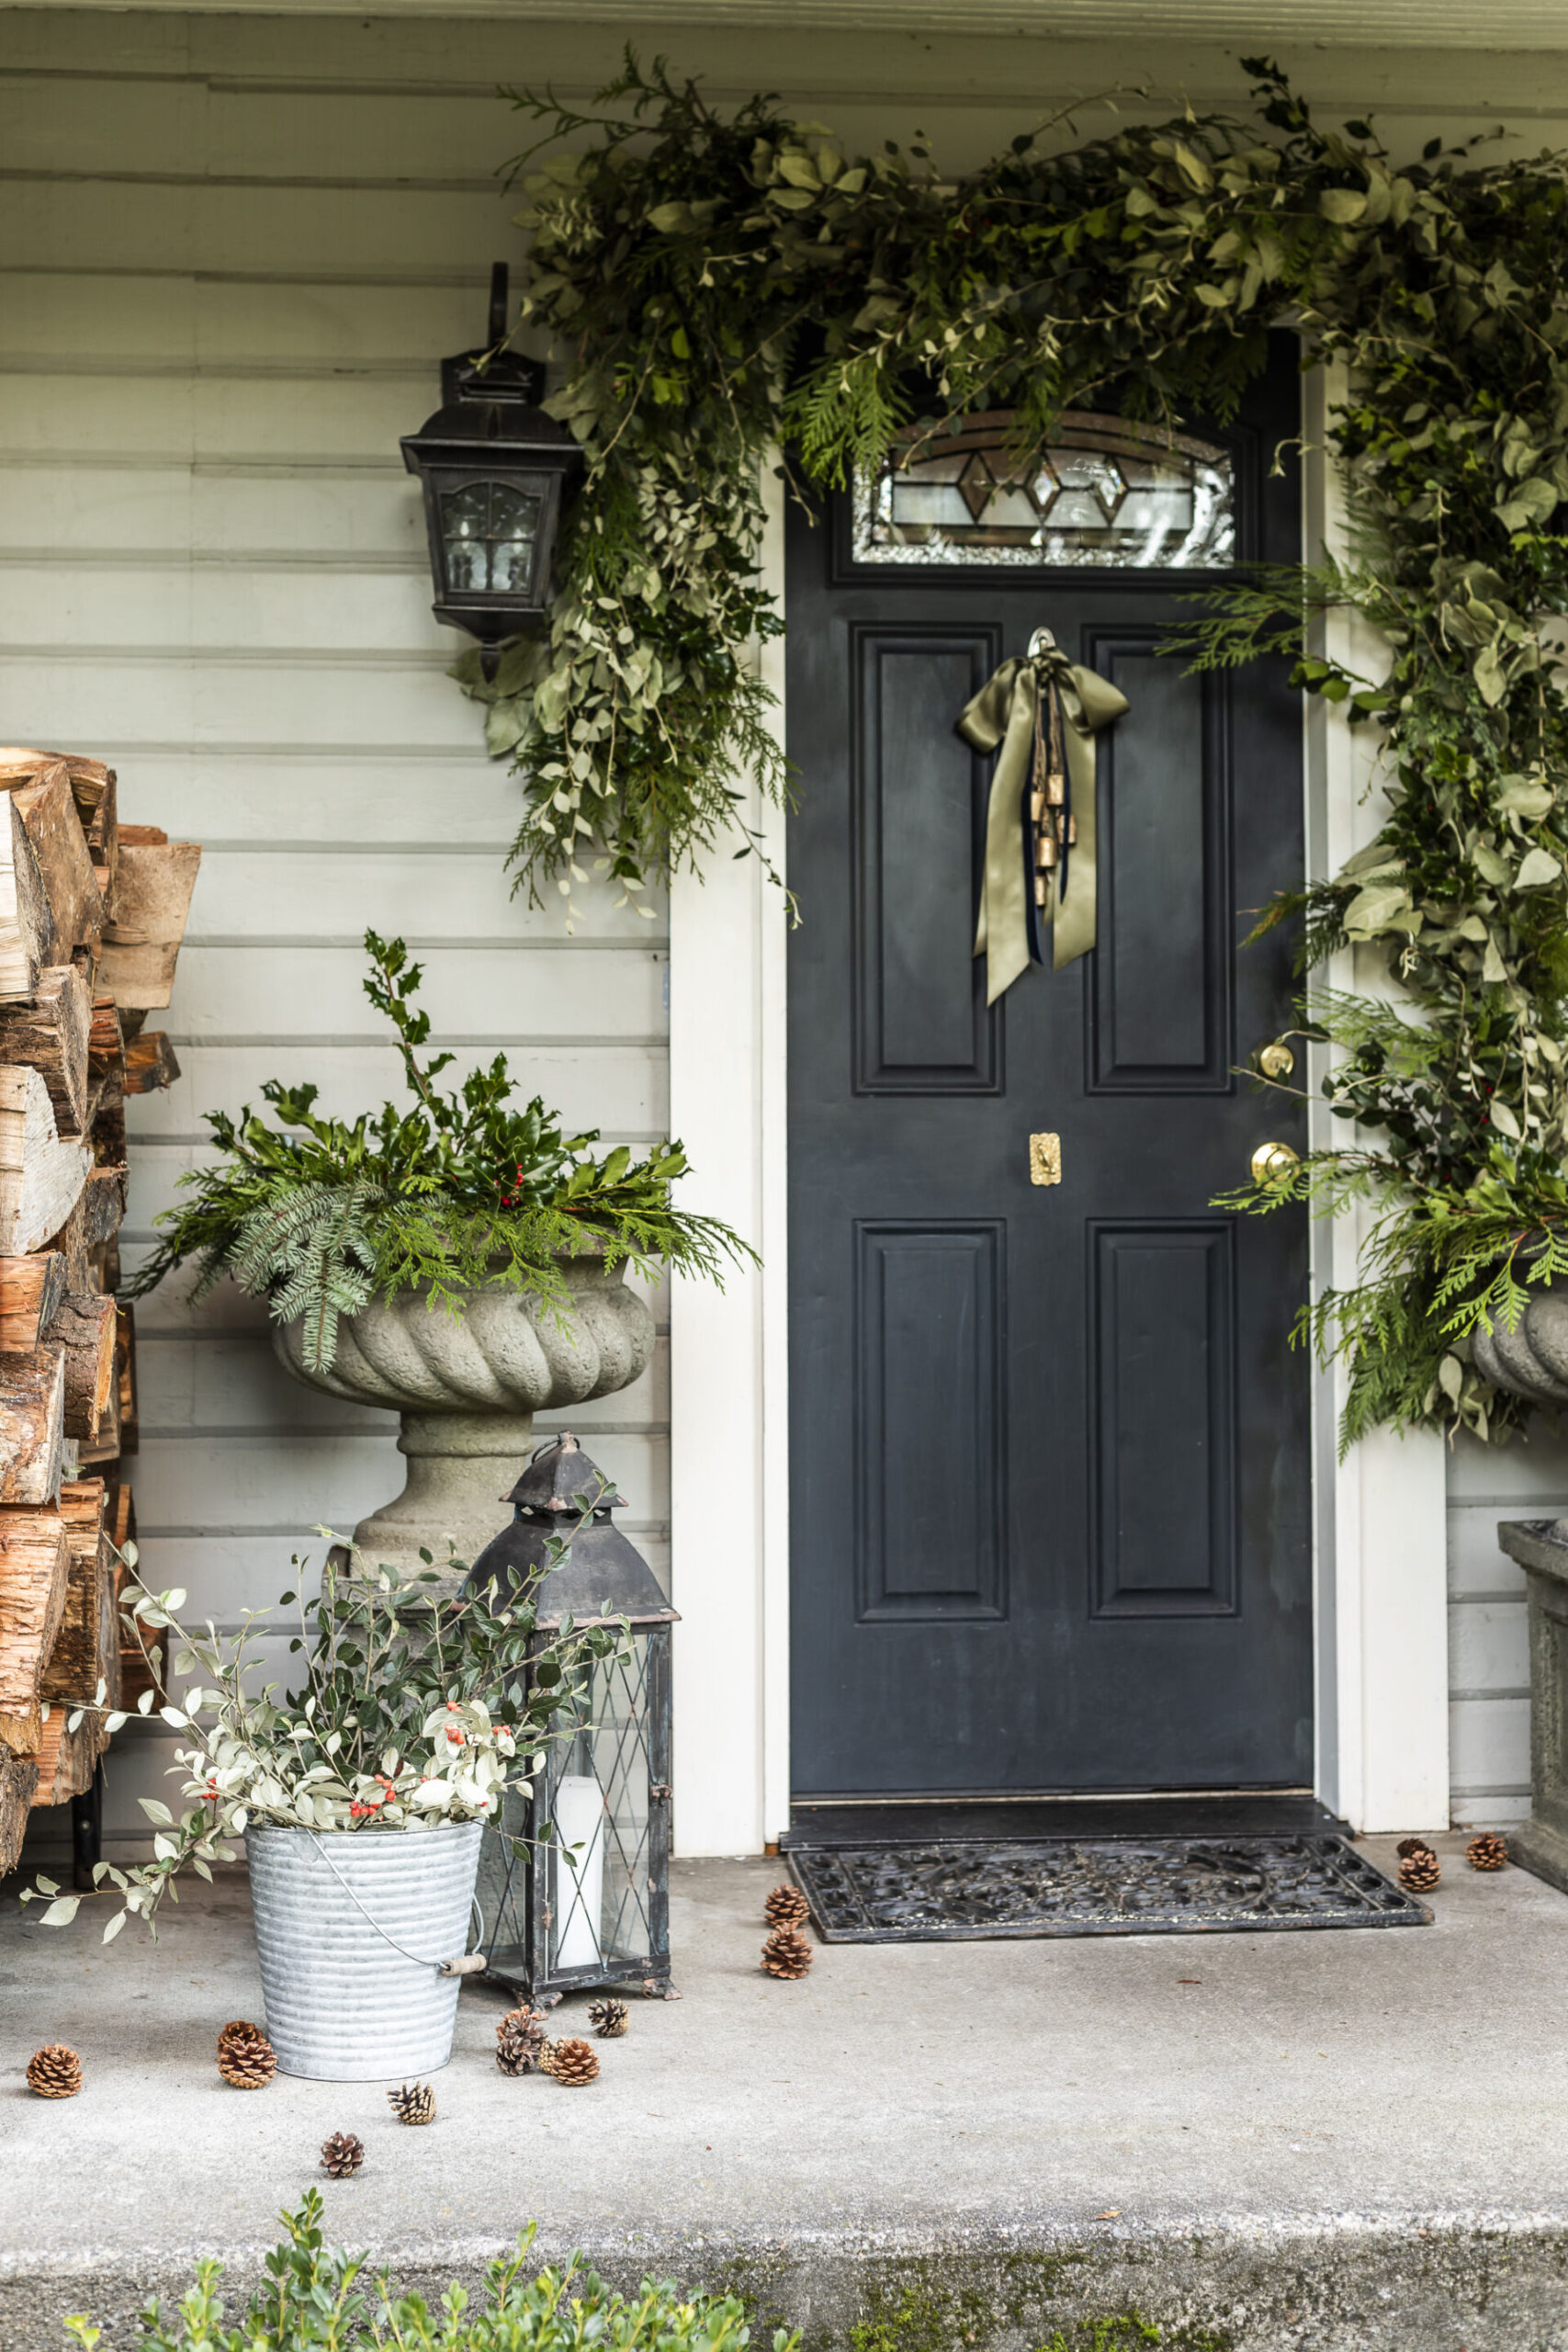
xmin=958 ymin=648 xmax=1130 ymax=1007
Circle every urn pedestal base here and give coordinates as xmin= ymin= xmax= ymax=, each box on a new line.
xmin=1498 ymin=1516 xmax=1568 ymax=1888
xmin=273 ymin=1263 xmax=656 ymax=1593
xmin=349 ymin=1409 xmax=538 ymax=1589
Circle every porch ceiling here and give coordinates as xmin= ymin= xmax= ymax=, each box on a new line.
xmin=21 ymin=0 xmax=1568 ymax=51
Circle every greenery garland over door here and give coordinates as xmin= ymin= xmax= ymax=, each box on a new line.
xmin=458 ymin=54 xmax=1568 ymax=1452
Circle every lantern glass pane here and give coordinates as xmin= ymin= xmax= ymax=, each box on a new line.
xmin=473 ymin=1781 xmax=531 ymax=1984
xmin=545 ymin=1636 xmax=654 ymax=1977
xmin=439 ymin=479 xmax=543 ymax=594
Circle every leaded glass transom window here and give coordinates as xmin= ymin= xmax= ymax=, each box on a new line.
xmin=853 ymin=410 xmax=1235 ymax=570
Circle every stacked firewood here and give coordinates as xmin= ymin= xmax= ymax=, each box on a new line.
xmin=0 ymin=748 xmax=199 ymax=1872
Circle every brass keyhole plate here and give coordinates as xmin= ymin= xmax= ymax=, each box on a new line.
xmin=1030 ymin=1132 xmax=1062 ymax=1187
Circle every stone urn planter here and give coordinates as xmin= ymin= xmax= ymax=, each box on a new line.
xmin=273 ymin=1256 xmax=654 ymax=1584
xmin=1471 ymin=1283 xmax=1568 ymax=1409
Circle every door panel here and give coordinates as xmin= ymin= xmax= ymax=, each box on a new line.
xmin=854 ymin=1221 xmax=1007 ymax=1623
xmin=852 ymin=628 xmax=999 ymax=1093
xmin=1087 ymin=637 xmax=1230 ymax=1092
xmin=787 ymin=340 xmax=1311 ymax=1798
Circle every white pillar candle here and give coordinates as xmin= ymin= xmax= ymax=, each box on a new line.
xmin=552 ymin=1772 xmax=605 ymax=1969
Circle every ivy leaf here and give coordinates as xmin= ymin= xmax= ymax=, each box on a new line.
xmin=1497 ymin=477 xmax=1560 ymax=530
xmin=1496 ymin=776 xmax=1554 ymax=820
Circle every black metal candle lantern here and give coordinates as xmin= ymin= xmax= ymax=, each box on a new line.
xmin=469 ymin=1434 xmax=678 ymax=2002
xmin=400 ymin=261 xmax=582 ymax=675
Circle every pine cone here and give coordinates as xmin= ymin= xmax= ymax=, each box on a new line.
xmin=1398 ymin=1845 xmax=1441 ymax=1893
xmin=761 ymin=1924 xmax=814 ymax=1980
xmin=1395 ymin=1836 xmax=1431 ymax=1860
xmin=496 ymin=2004 xmax=549 ymax=2076
xmin=321 ymin=2132 xmax=365 ymax=2177
xmin=387 ymin=2081 xmax=435 ymax=2126
xmin=1466 ymin=1831 xmax=1509 ymax=1872
xmin=542 ymin=2035 xmax=600 ymax=2085
xmin=217 ymin=2022 xmax=276 ymax=2089
xmin=27 ymin=2044 xmax=82 ymax=2098
xmin=764 ymin=1883 xmax=809 ymax=1928
xmin=588 ymin=1996 xmax=628 ymax=2039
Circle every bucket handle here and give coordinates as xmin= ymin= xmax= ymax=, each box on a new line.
xmin=303 ymin=1829 xmax=481 ymax=1975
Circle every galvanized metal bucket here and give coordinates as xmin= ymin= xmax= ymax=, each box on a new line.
xmin=245 ymin=1821 xmax=484 ymax=2081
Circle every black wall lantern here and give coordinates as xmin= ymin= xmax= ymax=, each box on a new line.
xmin=400 ymin=261 xmax=582 ymax=677
xmin=469 ymin=1434 xmax=679 ymax=2003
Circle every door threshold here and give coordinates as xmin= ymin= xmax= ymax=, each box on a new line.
xmin=782 ymin=1789 xmax=1348 ymax=1847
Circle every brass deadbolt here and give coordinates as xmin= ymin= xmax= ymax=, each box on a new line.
xmin=1250 ymin=1140 xmax=1301 ymax=1184
xmin=1258 ymin=1039 xmax=1295 ymax=1080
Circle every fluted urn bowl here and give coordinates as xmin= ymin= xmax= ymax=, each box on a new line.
xmin=272 ymin=1257 xmax=654 ymax=1585
xmin=1471 ymin=1282 xmax=1568 ymax=1411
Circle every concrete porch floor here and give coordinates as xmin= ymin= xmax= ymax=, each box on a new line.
xmin=4 ymin=1839 xmax=1568 ymax=2350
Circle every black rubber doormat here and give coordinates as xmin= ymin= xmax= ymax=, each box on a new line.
xmin=789 ymin=1835 xmax=1430 ymax=1941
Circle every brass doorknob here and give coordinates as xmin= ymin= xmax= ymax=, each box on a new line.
xmin=1250 ymin=1140 xmax=1301 ymax=1184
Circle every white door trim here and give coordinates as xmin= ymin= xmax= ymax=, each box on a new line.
xmin=669 ymin=404 xmax=1450 ymax=1855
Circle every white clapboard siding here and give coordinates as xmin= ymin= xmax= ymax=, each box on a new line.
xmin=1 ymin=10 xmax=678 ymax=1846
xmin=78 ymin=757 xmax=538 ymax=844
xmin=165 ymin=944 xmax=668 ymax=1038
xmin=0 ymin=469 xmax=430 ymax=561
xmin=1446 ymin=1425 xmax=1568 ymax=1821
xmin=0 ymin=563 xmax=446 ymax=652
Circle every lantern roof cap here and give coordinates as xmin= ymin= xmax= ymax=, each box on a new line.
xmin=504 ymin=1431 xmax=626 ymax=1517
xmin=400 ymin=261 xmax=581 ymax=463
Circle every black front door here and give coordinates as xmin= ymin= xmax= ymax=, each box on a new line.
xmin=786 ymin=344 xmax=1311 ymax=1799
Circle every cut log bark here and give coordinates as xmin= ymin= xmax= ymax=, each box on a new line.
xmin=0 ymin=1506 xmax=69 ymax=1751
xmin=123 ymin=1030 xmax=180 ymax=1095
xmin=90 ymin=1233 xmax=120 ymax=1296
xmin=107 ymin=1477 xmax=134 ymax=1561
xmin=85 ymin=771 xmax=118 ymax=922
xmin=0 ymin=1251 xmax=67 ymax=1351
xmin=0 ymin=789 xmax=51 ymax=1003
xmin=47 ymin=1188 xmax=92 ymax=1292
xmin=97 ymin=835 xmax=200 ymax=1011
xmin=87 ymin=994 xmax=123 ymax=1076
xmin=0 ymin=1066 xmax=92 ymax=1256
xmin=10 ymin=763 xmax=104 ymax=958
xmin=0 ymin=1743 xmax=39 ymax=1871
xmin=116 ymin=1304 xmax=137 ymax=1455
xmin=47 ymin=1295 xmax=116 ymax=1444
xmin=89 ymin=1088 xmax=125 ymax=1166
xmin=0 ymin=1346 xmax=65 ymax=1505
xmin=28 ymin=1706 xmax=98 ymax=1806
xmin=41 ymin=1479 xmax=118 ymax=1736
xmin=75 ymin=1363 xmax=119 ymax=1466
xmin=0 ymin=749 xmax=114 ymax=820
xmin=83 ymin=1162 xmax=128 ymax=1248
xmin=0 ymin=964 xmax=91 ymax=1136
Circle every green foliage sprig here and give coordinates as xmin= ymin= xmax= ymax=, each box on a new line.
xmin=465 ymin=52 xmax=1568 ymax=1444
xmin=22 ymin=1530 xmax=624 ymax=1942
xmin=65 ymin=2194 xmax=801 ymax=2352
xmin=126 ymin=928 xmax=751 ymax=1371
